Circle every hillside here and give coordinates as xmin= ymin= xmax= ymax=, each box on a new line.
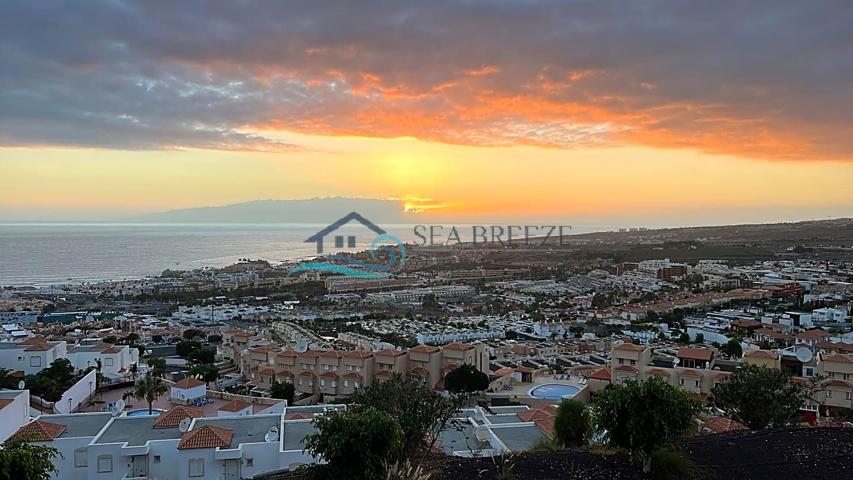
xmin=434 ymin=427 xmax=853 ymax=479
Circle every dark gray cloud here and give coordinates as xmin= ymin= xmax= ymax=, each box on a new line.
xmin=1 ymin=0 xmax=851 ymax=159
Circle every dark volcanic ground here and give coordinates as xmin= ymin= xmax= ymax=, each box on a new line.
xmin=436 ymin=427 xmax=853 ymax=480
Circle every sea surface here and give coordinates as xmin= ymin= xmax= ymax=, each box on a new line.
xmin=0 ymin=223 xmax=615 ymax=286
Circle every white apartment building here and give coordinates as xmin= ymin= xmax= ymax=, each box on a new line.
xmin=0 ymin=337 xmax=67 ymax=375
xmin=8 ymin=404 xmax=345 ymax=480
xmin=66 ymin=339 xmax=140 ymax=379
xmin=812 ymin=307 xmax=849 ymax=323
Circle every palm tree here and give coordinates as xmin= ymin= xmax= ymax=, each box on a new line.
xmin=132 ymin=373 xmax=168 ymax=415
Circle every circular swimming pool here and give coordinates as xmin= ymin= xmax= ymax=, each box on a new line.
xmin=126 ymin=408 xmax=163 ymax=417
xmin=528 ymin=384 xmax=580 ymax=400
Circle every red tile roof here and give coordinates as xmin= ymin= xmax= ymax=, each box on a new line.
xmin=822 ymin=353 xmax=853 ymax=364
xmin=375 ymin=348 xmax=406 ymax=357
xmin=677 ymin=347 xmax=713 ymax=362
xmin=678 ymin=368 xmax=703 ymax=378
xmin=409 ymin=345 xmax=439 ymax=353
xmin=9 ymin=420 xmax=66 ymax=442
xmin=443 ymin=342 xmax=473 ymax=351
xmin=589 ymin=368 xmax=612 ymax=381
xmin=284 ymin=412 xmax=314 ymax=420
xmin=796 ymin=329 xmax=830 ymax=340
xmin=218 ymin=399 xmax=251 ymax=413
xmin=703 ymin=416 xmax=747 ymax=433
xmin=343 ymin=351 xmax=373 ymax=359
xmin=177 ymin=424 xmax=234 ymax=450
xmin=173 ymin=377 xmax=206 ymax=390
xmin=613 ymin=342 xmax=644 ymax=352
xmin=615 ymin=365 xmax=639 ymax=373
xmin=154 ymin=406 xmax=202 ymax=428
xmin=745 ymin=349 xmax=778 ymax=359
xmin=0 ymin=398 xmax=14 ymax=410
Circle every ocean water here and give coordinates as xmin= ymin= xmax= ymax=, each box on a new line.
xmin=0 ymin=223 xmax=613 ymax=286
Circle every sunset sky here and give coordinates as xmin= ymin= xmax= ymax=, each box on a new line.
xmin=1 ymin=1 xmax=852 ymax=225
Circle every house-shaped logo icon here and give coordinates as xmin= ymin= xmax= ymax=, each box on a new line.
xmin=305 ymin=211 xmax=387 ymax=254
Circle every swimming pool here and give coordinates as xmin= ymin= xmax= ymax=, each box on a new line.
xmin=126 ymin=408 xmax=163 ymax=417
xmin=528 ymin=384 xmax=580 ymax=400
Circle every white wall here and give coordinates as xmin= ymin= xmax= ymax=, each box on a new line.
xmin=55 ymin=369 xmax=97 ymax=414
xmin=0 ymin=390 xmax=30 ymax=442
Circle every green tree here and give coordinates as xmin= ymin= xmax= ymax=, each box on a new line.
xmin=712 ymin=364 xmax=814 ymax=430
xmin=188 ymin=364 xmax=220 ymax=389
xmin=151 ymin=334 xmax=163 ymax=344
xmin=42 ymin=358 xmax=74 ymax=386
xmin=349 ymin=373 xmax=461 ymax=461
xmin=0 ymin=440 xmax=60 ymax=480
xmin=270 ymin=381 xmax=295 ymax=404
xmin=122 ymin=333 xmax=140 ymax=344
xmin=303 ymin=407 xmax=403 ymax=480
xmin=554 ymin=399 xmax=589 ymax=448
xmin=175 ymin=340 xmax=200 ymax=358
xmin=721 ymin=339 xmax=743 ymax=358
xmin=102 ymin=335 xmax=117 ymax=344
xmin=444 ymin=364 xmax=489 ymax=394
xmin=592 ymin=377 xmax=700 ymax=473
xmin=132 ymin=373 xmax=168 ymax=415
xmin=182 ymin=329 xmax=205 ymax=340
xmin=186 ymin=348 xmax=216 ymax=365
xmin=146 ymin=357 xmax=166 ymax=377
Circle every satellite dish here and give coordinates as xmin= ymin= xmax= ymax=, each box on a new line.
xmin=264 ymin=426 xmax=279 ymax=443
xmin=115 ymin=399 xmax=125 ymax=411
xmin=178 ymin=417 xmax=191 ymax=433
xmin=474 ymin=426 xmax=491 ymax=443
xmin=17 ymin=380 xmax=25 ymax=390
xmin=795 ymin=347 xmax=813 ymax=363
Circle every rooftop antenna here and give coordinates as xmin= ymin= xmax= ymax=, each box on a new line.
xmin=795 ymin=347 xmax=813 ymax=364
xmin=264 ymin=426 xmax=279 ymax=443
xmin=178 ymin=417 xmax=191 ymax=433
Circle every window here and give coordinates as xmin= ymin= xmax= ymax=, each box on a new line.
xmin=104 ymin=357 xmax=114 ymax=367
xmin=335 ymin=235 xmax=344 ymax=248
xmin=74 ymin=448 xmax=87 ymax=468
xmin=153 ymin=455 xmax=161 ymax=464
xmin=618 ymin=358 xmax=624 ymax=365
xmin=188 ymin=458 xmax=204 ymax=477
xmin=246 ymin=458 xmax=254 ymax=467
xmin=96 ymin=455 xmax=113 ymax=473
xmin=343 ymin=380 xmax=349 ymax=387
xmin=827 ymin=390 xmax=833 ymax=398
xmin=354 ymin=381 xmax=360 ymax=388
xmin=29 ymin=356 xmax=42 ymax=367
xmin=319 ymin=379 xmax=325 ymax=386
xmin=630 ymin=360 xmax=636 ymax=365
xmin=347 ymin=235 xmax=356 ymax=248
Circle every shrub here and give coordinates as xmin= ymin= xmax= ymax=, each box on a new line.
xmin=592 ymin=377 xmax=700 ymax=473
xmin=651 ymin=448 xmax=695 ymax=478
xmin=445 ymin=364 xmax=489 ymax=394
xmin=303 ymin=407 xmax=403 ymax=480
xmin=712 ymin=364 xmax=814 ymax=430
xmin=554 ymin=399 xmax=589 ymax=448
